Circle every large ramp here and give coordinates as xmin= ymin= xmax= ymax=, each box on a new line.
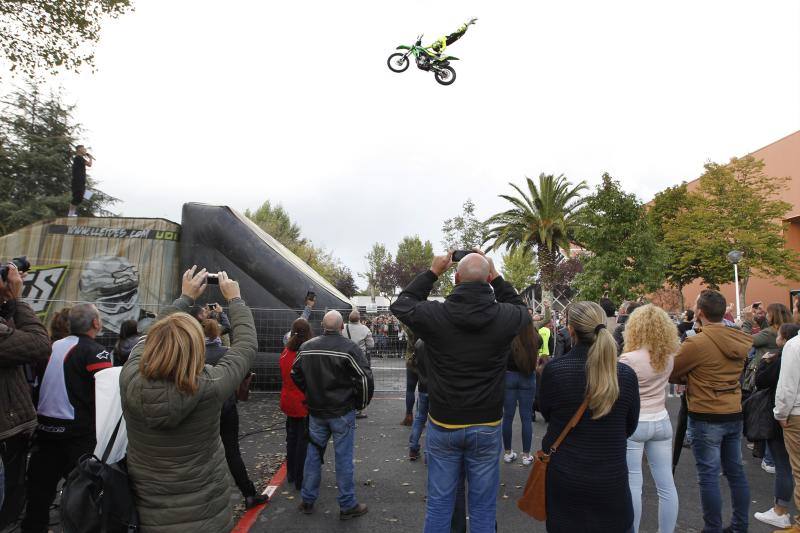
xmin=180 ymin=203 xmax=352 ymax=353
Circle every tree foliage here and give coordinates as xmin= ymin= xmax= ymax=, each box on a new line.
xmin=362 ymin=243 xmax=395 ymax=299
xmin=662 ymin=157 xmax=800 ymax=304
xmin=394 ymin=235 xmax=434 ymax=290
xmin=649 ymin=182 xmax=699 ymax=309
xmin=438 ymin=199 xmax=488 ymax=295
xmin=573 ymin=173 xmax=666 ymax=302
xmin=501 ymin=248 xmax=538 ymax=292
xmin=0 ymin=84 xmax=116 ymax=235
xmin=0 ymin=0 xmax=133 ymax=78
xmin=485 ymin=174 xmax=587 ymax=306
xmin=245 ymin=200 xmax=358 ymax=295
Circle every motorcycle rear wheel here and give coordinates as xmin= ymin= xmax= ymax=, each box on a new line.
xmin=387 ymin=53 xmax=410 ymax=73
xmin=434 ymin=66 xmax=456 ymax=86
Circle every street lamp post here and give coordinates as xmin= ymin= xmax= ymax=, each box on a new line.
xmin=727 ymin=250 xmax=744 ymax=321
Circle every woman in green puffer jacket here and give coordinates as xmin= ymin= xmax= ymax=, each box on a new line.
xmin=120 ymin=268 xmax=257 ymax=533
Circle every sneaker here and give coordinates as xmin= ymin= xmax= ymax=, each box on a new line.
xmin=762 ymin=460 xmax=777 ymax=474
xmin=755 ymin=507 xmax=791 ymax=528
xmin=356 ymin=412 xmax=368 ymax=419
xmin=747 ymin=441 xmax=755 ymax=450
xmin=409 ymin=449 xmax=420 ymax=461
xmin=503 ymin=451 xmax=518 ymax=464
xmin=299 ymin=502 xmax=314 ymax=514
xmin=245 ymin=494 xmax=269 ymax=509
xmin=401 ymin=414 xmax=413 ymax=426
xmin=340 ymin=503 xmax=368 ymax=520
xmin=522 ymin=454 xmax=534 ymax=466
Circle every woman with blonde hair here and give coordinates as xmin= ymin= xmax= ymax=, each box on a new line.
xmin=620 ymin=304 xmax=680 ymax=533
xmin=538 ymin=301 xmax=640 ymax=533
xmin=120 ymin=267 xmax=258 ymax=533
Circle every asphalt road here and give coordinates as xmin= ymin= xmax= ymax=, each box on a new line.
xmin=244 ymin=393 xmax=783 ymax=533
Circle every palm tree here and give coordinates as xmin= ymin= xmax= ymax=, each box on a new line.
xmin=485 ymin=173 xmax=587 ymax=307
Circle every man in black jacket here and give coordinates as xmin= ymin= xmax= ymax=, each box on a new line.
xmin=390 ymin=250 xmax=529 ymax=533
xmin=292 ymin=311 xmax=374 ymax=521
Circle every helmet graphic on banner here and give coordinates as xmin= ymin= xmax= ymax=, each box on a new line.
xmin=79 ymin=255 xmax=140 ymax=333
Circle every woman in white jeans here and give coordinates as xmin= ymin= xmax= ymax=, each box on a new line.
xmin=620 ymin=304 xmax=680 ymax=533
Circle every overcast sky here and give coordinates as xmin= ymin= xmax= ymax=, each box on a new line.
xmin=13 ymin=0 xmax=800 ymax=283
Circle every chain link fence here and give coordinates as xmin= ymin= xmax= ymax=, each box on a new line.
xmin=29 ymin=299 xmax=409 ymax=393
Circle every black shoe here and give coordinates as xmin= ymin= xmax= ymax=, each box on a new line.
xmin=356 ymin=412 xmax=368 ymax=419
xmin=340 ymin=503 xmax=368 ymax=520
xmin=299 ymin=501 xmax=314 ymax=514
xmin=409 ymin=449 xmax=420 ymax=461
xmin=245 ymin=494 xmax=269 ymax=509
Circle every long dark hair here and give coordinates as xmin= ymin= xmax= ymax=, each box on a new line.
xmin=511 ymin=322 xmax=541 ymax=376
xmin=287 ymin=318 xmax=313 ymax=351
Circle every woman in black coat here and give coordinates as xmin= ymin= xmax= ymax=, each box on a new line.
xmin=752 ymin=323 xmax=800 ymax=528
xmin=538 ymin=301 xmax=640 ymax=533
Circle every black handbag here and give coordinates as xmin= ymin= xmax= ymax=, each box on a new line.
xmin=743 ymin=388 xmax=776 ymax=441
xmin=60 ymin=416 xmax=139 ymax=533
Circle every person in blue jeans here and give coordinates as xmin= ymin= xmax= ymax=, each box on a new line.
xmin=502 ymin=322 xmax=540 ymax=465
xmin=620 ymin=305 xmax=681 ymax=533
xmin=670 ymin=290 xmax=752 ymax=533
xmin=390 ymin=251 xmax=530 ymax=533
xmin=291 ymin=311 xmax=375 ymax=521
xmin=409 ymin=340 xmax=429 ymax=460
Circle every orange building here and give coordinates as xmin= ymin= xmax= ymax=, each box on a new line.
xmin=673 ymin=130 xmax=800 ymax=311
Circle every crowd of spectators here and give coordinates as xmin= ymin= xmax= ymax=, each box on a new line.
xmin=8 ymin=251 xmax=800 ymax=533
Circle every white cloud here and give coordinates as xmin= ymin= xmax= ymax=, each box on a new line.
xmin=8 ymin=0 xmax=799 ymax=278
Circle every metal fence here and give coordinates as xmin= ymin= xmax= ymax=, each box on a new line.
xmin=29 ymin=299 xmax=409 ymax=393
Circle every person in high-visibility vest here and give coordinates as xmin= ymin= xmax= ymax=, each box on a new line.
xmin=428 ymin=18 xmax=478 ymax=58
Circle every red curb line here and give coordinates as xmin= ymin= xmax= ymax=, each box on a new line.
xmin=231 ymin=462 xmax=287 ymax=533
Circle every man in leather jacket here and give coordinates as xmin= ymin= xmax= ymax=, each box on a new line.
xmin=291 ymin=311 xmax=374 ymax=521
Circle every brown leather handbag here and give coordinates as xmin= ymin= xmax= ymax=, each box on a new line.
xmin=236 ymin=372 xmax=255 ymax=402
xmin=517 ymin=398 xmax=589 ymax=521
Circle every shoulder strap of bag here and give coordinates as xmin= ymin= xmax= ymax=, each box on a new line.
xmin=101 ymin=415 xmax=124 ymax=464
xmin=345 ymin=324 xmax=351 ymax=339
xmin=549 ymin=398 xmax=589 ymax=454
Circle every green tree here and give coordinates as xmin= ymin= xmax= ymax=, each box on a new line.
xmin=0 ymin=84 xmax=116 ymax=235
xmin=649 ymin=182 xmax=698 ymax=310
xmin=501 ymin=248 xmax=538 ymax=292
xmin=0 ymin=0 xmax=133 ymax=78
xmin=331 ymin=265 xmax=358 ymax=299
xmin=664 ymin=157 xmax=800 ymax=304
xmin=394 ymin=235 xmax=434 ymax=289
xmin=439 ymin=199 xmax=487 ymax=295
xmin=244 ymin=200 xmax=304 ymax=249
xmin=485 ymin=174 xmax=587 ymax=306
xmin=573 ymin=173 xmax=666 ymax=302
xmin=362 ymin=243 xmax=395 ymax=300
xmin=245 ymin=200 xmax=358 ymax=295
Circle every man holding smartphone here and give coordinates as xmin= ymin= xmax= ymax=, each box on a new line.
xmin=68 ymin=145 xmax=93 ymax=217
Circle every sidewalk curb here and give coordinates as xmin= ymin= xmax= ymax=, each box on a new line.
xmin=231 ymin=462 xmax=287 ymax=533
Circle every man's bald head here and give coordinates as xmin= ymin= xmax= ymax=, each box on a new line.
xmin=455 ymin=253 xmax=491 ymax=284
xmin=322 ymin=310 xmax=344 ymax=332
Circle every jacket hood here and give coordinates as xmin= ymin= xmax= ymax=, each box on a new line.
xmin=443 ymin=282 xmax=499 ymax=330
xmin=702 ymin=324 xmax=752 ymax=361
xmin=124 ymin=373 xmax=205 ymax=430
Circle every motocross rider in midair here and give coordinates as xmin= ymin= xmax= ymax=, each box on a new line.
xmin=428 ymin=18 xmax=478 ymax=59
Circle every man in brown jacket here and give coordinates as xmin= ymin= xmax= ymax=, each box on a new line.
xmin=0 ymin=262 xmax=51 ymax=527
xmin=670 ymin=289 xmax=752 ymax=533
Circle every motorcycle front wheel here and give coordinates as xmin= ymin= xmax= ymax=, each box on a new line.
xmin=387 ymin=53 xmax=410 ymax=73
xmin=434 ymin=66 xmax=456 ymax=86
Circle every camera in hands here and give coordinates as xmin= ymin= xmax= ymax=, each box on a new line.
xmin=0 ymin=256 xmax=31 ymax=282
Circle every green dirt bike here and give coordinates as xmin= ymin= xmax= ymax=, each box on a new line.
xmin=387 ymin=34 xmax=458 ymax=86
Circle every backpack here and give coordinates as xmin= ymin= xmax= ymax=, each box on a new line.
xmin=60 ymin=416 xmax=140 ymax=533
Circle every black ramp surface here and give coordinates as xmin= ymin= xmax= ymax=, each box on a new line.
xmin=180 ymin=203 xmax=351 ymax=349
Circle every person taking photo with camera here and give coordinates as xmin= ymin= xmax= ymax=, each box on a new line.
xmin=0 ymin=262 xmax=51 ymax=528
